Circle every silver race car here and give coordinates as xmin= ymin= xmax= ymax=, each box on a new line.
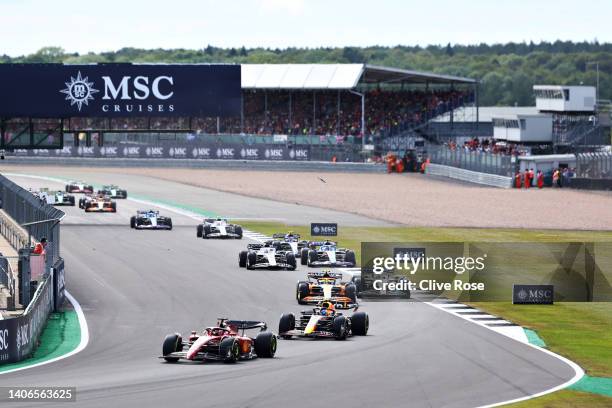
xmin=130 ymin=210 xmax=173 ymax=230
xmin=197 ymin=218 xmax=243 ymax=239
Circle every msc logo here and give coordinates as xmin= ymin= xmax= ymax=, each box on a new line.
xmin=240 ymin=148 xmax=259 ymax=158
xmin=100 ymin=146 xmax=118 ymax=156
xmin=146 ymin=147 xmax=164 ymax=156
xmin=60 ymin=71 xmax=99 ymax=111
xmin=216 ymin=148 xmax=234 ymax=158
xmin=517 ymin=289 xmax=528 ymax=301
xmin=264 ymin=149 xmax=284 ymax=159
xmin=289 ymin=149 xmax=308 ymax=159
xmin=122 ymin=147 xmax=140 ymax=156
xmin=311 ymin=223 xmax=338 ymax=236
xmin=0 ymin=329 xmax=8 ymax=351
xmin=192 ymin=147 xmax=211 ymax=158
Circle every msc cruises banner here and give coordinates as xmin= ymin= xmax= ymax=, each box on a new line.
xmin=0 ymin=64 xmax=241 ymax=118
xmin=7 ymin=143 xmax=311 ymax=161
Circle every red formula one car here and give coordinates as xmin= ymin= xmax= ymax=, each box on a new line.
xmin=160 ymin=319 xmax=277 ymax=363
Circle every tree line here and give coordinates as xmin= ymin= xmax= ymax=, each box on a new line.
xmin=2 ymin=41 xmax=610 ymax=106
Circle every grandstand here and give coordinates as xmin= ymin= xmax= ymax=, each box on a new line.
xmin=0 ymin=63 xmax=476 ymax=151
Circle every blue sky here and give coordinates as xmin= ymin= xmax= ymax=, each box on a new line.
xmin=0 ymin=0 xmax=609 ymax=56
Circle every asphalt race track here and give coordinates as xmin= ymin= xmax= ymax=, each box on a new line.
xmin=1 ymin=173 xmax=576 ymax=408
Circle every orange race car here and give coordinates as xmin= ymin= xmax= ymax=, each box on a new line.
xmin=296 ymin=271 xmax=357 ymax=307
xmin=83 ymin=194 xmax=117 ymax=212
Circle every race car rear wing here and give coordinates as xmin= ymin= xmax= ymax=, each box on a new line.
xmin=307 ymin=271 xmax=343 ymax=280
xmin=273 ymin=233 xmax=301 ymax=239
xmin=225 ymin=320 xmax=268 ymax=335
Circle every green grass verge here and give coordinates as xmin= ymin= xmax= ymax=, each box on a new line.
xmin=506 ymin=389 xmax=612 ymax=407
xmin=0 ymin=311 xmax=80 ymax=373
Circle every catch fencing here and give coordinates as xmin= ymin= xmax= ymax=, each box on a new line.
xmin=575 ymin=152 xmax=612 ymax=179
xmin=429 ymin=146 xmax=515 ymax=177
xmin=0 ymin=174 xmax=64 ymax=267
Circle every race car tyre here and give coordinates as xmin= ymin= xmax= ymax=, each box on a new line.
xmin=254 ymin=332 xmax=277 ymax=358
xmin=130 ymin=216 xmax=136 ymax=229
xmin=300 ymin=248 xmax=309 ymax=265
xmin=307 ymin=250 xmax=318 ymax=267
xmin=167 ymin=219 xmax=173 ymax=231
xmin=65 ymin=185 xmax=69 ymax=193
xmin=351 ymin=312 xmax=369 ymax=336
xmin=203 ymin=225 xmax=211 ymax=239
xmin=345 ymin=250 xmax=356 ymax=267
xmin=345 ymin=283 xmax=357 ymax=304
xmin=286 ymin=253 xmax=297 ymax=270
xmin=196 ymin=224 xmax=203 ymax=238
xmin=121 ymin=190 xmax=128 ymax=199
xmin=333 ymin=316 xmax=348 ymax=340
xmin=278 ymin=313 xmax=295 ymax=339
xmin=220 ymin=337 xmax=240 ymax=363
xmin=162 ymin=333 xmax=183 ymax=362
xmin=78 ymin=199 xmax=84 ymax=209
xmin=86 ymin=186 xmax=94 ymax=193
xmin=246 ymin=251 xmax=257 ymax=270
xmin=238 ymin=251 xmax=248 ymax=267
xmin=69 ymin=196 xmax=75 ymax=206
xmin=111 ymin=202 xmax=117 ymax=212
xmin=296 ymin=281 xmax=309 ymax=304
xmin=234 ymin=225 xmax=243 ymax=239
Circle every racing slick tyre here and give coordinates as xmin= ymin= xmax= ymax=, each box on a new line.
xmin=65 ymin=185 xmax=70 ymax=193
xmin=332 ymin=316 xmax=348 ymax=340
xmin=111 ymin=202 xmax=117 ymax=212
xmin=254 ymin=332 xmax=277 ymax=358
xmin=296 ymin=281 xmax=309 ymax=304
xmin=307 ymin=250 xmax=318 ymax=267
xmin=246 ymin=251 xmax=257 ymax=270
xmin=300 ymin=248 xmax=309 ymax=264
xmin=196 ymin=224 xmax=203 ymax=238
xmin=121 ymin=190 xmax=128 ymax=199
xmin=345 ymin=283 xmax=357 ymax=304
xmin=278 ymin=313 xmax=295 ymax=339
xmin=220 ymin=337 xmax=240 ymax=363
xmin=167 ymin=219 xmax=173 ymax=231
xmin=345 ymin=250 xmax=356 ymax=267
xmin=286 ymin=253 xmax=297 ymax=270
xmin=162 ymin=333 xmax=183 ymax=362
xmin=130 ymin=216 xmax=136 ymax=229
xmin=351 ymin=312 xmax=369 ymax=336
xmin=238 ymin=251 xmax=248 ymax=268
xmin=234 ymin=225 xmax=243 ymax=239
xmin=69 ymin=196 xmax=75 ymax=206
xmin=203 ymin=225 xmax=211 ymax=239
xmin=78 ymin=198 xmax=84 ymax=209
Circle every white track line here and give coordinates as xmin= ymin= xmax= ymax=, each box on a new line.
xmin=426 ymin=301 xmax=584 ymax=407
xmin=0 ymin=290 xmax=89 ymax=375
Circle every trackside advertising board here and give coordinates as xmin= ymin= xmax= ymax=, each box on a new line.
xmin=311 ymin=223 xmax=338 ymax=236
xmin=7 ymin=144 xmax=311 ymax=161
xmin=0 ymin=64 xmax=241 ymax=117
xmin=0 ymin=273 xmax=54 ymax=364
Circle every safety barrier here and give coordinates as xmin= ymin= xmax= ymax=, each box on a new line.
xmin=426 ymin=163 xmax=513 ymax=188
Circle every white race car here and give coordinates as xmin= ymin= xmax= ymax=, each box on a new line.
xmin=65 ymin=181 xmax=94 ymax=194
xmin=301 ymin=241 xmax=357 ymax=267
xmin=239 ymin=242 xmax=296 ymax=270
xmin=197 ymin=218 xmax=243 ymax=239
xmin=34 ymin=189 xmax=75 ymax=206
xmin=130 ymin=210 xmax=173 ymax=230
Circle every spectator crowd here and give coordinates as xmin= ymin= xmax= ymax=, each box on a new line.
xmin=58 ymin=89 xmax=471 ymax=139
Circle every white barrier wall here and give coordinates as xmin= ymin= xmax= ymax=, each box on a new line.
xmin=426 ymin=163 xmax=513 ymax=188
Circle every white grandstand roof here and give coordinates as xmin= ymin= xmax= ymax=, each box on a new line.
xmin=241 ymin=64 xmax=475 ymax=90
